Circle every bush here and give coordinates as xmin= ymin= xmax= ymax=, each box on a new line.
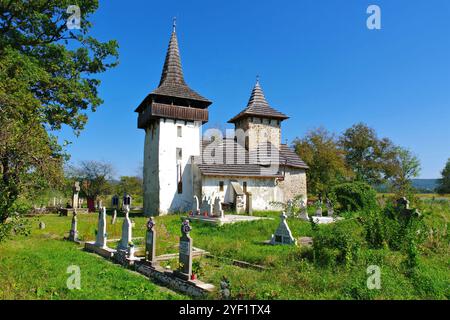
xmin=330 ymin=181 xmax=377 ymax=212
xmin=312 ymin=221 xmax=363 ymax=268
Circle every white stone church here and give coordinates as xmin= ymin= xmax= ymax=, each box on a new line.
xmin=135 ymin=25 xmax=308 ymax=215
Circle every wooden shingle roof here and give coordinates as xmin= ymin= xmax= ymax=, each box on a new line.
xmin=228 ymin=80 xmax=289 ymax=123
xmin=135 ymin=26 xmax=211 ymax=113
xmin=195 ymin=139 xmax=308 ymax=177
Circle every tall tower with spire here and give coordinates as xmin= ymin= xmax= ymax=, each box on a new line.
xmin=135 ymin=22 xmax=212 ymax=215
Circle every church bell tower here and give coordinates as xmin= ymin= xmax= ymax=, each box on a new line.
xmin=135 ymin=20 xmax=212 ymax=215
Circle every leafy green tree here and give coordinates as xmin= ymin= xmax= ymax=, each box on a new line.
xmin=339 ymin=123 xmax=398 ymax=185
xmin=116 ymin=176 xmax=143 ymax=198
xmin=66 ymin=161 xmax=114 ymax=211
xmin=388 ymin=147 xmax=421 ymax=197
xmin=0 ymin=1 xmax=118 ymax=232
xmin=437 ymin=158 xmax=450 ymax=194
xmin=293 ymin=127 xmax=352 ymax=196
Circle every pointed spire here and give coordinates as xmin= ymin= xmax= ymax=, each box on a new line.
xmin=228 ymin=78 xmax=289 ymax=123
xmin=159 ymin=20 xmax=185 ymax=86
xmin=247 ymin=76 xmax=270 ymax=108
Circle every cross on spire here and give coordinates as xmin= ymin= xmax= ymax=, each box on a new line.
xmin=172 ymin=16 xmax=177 ymax=32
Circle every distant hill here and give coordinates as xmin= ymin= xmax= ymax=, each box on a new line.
xmin=411 ymin=179 xmax=439 ymax=193
xmin=375 ymin=179 xmax=440 ymax=193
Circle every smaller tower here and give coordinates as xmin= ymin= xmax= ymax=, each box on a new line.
xmin=228 ymin=79 xmax=288 ymax=152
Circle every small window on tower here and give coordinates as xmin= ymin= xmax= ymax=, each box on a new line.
xmin=219 ymin=181 xmax=224 ymax=192
xmin=176 ymin=148 xmax=182 ymax=161
xmin=177 ymin=126 xmax=182 ymax=137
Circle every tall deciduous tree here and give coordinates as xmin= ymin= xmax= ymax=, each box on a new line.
xmin=293 ymin=127 xmax=352 ymax=196
xmin=339 ymin=123 xmax=398 ymax=185
xmin=388 ymin=147 xmax=421 ymax=196
xmin=0 ymin=1 xmax=118 ymax=228
xmin=437 ymin=158 xmax=450 ymax=194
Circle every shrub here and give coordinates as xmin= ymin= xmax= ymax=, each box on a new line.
xmin=312 ymin=221 xmax=363 ymax=268
xmin=330 ymin=181 xmax=377 ymax=212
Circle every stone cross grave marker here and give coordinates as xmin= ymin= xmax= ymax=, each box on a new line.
xmin=123 ymin=193 xmax=131 ymax=209
xmin=95 ymin=207 xmax=107 ymax=248
xmin=326 ymin=198 xmax=334 ymax=217
xmin=299 ymin=199 xmax=309 ymax=220
xmin=68 ymin=209 xmax=79 ymax=241
xmin=117 ymin=206 xmax=132 ymax=251
xmin=270 ymin=212 xmax=297 ymax=245
xmin=145 ymin=217 xmax=157 ymax=267
xmin=72 ymin=181 xmax=80 ymax=209
xmin=177 ymin=219 xmax=193 ymax=280
xmin=286 ymin=199 xmax=293 ymax=217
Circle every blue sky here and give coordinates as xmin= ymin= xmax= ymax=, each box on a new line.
xmin=58 ymin=0 xmax=450 ymax=179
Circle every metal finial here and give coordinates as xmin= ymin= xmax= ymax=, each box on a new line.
xmin=256 ymin=74 xmax=260 ymax=83
xmin=172 ymin=17 xmax=177 ymax=32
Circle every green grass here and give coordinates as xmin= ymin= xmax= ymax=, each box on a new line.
xmin=0 ymin=232 xmax=186 ymax=300
xmin=1 ymin=197 xmax=449 ymax=300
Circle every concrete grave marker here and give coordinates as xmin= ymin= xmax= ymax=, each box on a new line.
xmin=95 ymin=207 xmax=107 ymax=248
xmin=117 ymin=206 xmax=132 ymax=251
xmin=176 ymin=219 xmax=193 ymax=280
xmin=315 ymin=199 xmax=323 ymax=217
xmin=192 ymin=195 xmax=200 ymax=215
xmin=270 ymin=212 xmax=297 ymax=245
xmin=68 ymin=209 xmax=79 ymax=242
xmin=299 ymin=199 xmax=309 ymax=220
xmin=72 ymin=181 xmax=80 ymax=209
xmin=111 ymin=209 xmax=117 ymax=224
xmin=213 ymin=196 xmax=224 ymax=218
xmin=145 ymin=217 xmax=157 ymax=267
xmin=326 ymin=198 xmax=334 ymax=217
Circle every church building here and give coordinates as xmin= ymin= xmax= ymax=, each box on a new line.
xmin=135 ymin=23 xmax=308 ymax=215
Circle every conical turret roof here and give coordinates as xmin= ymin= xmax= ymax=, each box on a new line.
xmin=228 ymin=79 xmax=288 ymax=123
xmin=148 ymin=23 xmax=211 ymax=106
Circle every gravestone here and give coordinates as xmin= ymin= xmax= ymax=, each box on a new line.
xmin=286 ymin=199 xmax=294 ymax=217
xmin=39 ymin=221 xmax=46 ymax=230
xmin=72 ymin=181 xmax=80 ymax=209
xmin=111 ymin=209 xmax=117 ymax=225
xmin=299 ymin=199 xmax=309 ymax=220
xmin=123 ymin=193 xmax=131 ymax=209
xmin=175 ymin=219 xmax=193 ymax=280
xmin=200 ymin=196 xmax=213 ymax=216
xmin=315 ymin=200 xmax=323 ymax=217
xmin=396 ymin=197 xmax=421 ymax=219
xmin=192 ymin=195 xmax=200 ymax=215
xmin=95 ymin=207 xmax=107 ymax=248
xmin=220 ymin=276 xmax=231 ymax=299
xmin=111 ymin=195 xmax=119 ymax=209
xmin=269 ymin=212 xmax=297 ymax=245
xmin=117 ymin=206 xmax=132 ymax=251
xmin=326 ymin=198 xmax=334 ymax=217
xmin=213 ymin=196 xmax=224 ymax=218
xmin=68 ymin=210 xmax=79 ymax=241
xmin=145 ymin=217 xmax=157 ymax=267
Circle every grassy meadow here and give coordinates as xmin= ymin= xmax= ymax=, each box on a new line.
xmin=0 ymin=195 xmax=448 ymax=300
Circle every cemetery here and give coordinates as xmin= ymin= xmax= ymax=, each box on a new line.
xmin=0 ymin=1 xmax=449 ymax=303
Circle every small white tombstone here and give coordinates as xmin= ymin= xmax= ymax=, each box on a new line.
xmin=117 ymin=206 xmax=132 ymax=251
xmin=111 ymin=209 xmax=117 ymax=224
xmin=299 ymin=199 xmax=309 ymax=220
xmin=270 ymin=212 xmax=297 ymax=245
xmin=95 ymin=207 xmax=107 ymax=248
xmin=326 ymin=198 xmax=334 ymax=217
xmin=286 ymin=199 xmax=293 ymax=217
xmin=192 ymin=195 xmax=200 ymax=215
xmin=213 ymin=197 xmax=224 ymax=218
xmin=68 ymin=210 xmax=79 ymax=241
